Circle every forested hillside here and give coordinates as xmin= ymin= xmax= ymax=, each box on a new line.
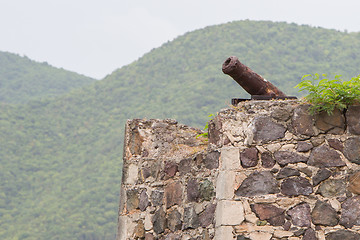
xmin=0 ymin=51 xmax=96 ymax=103
xmin=1 ymin=20 xmax=360 ymax=239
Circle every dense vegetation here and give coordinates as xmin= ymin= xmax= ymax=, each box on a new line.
xmin=1 ymin=20 xmax=360 ymax=239
xmin=0 ymin=51 xmax=96 ymax=103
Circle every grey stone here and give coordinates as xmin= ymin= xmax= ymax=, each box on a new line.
xmin=126 ymin=189 xmax=139 ymax=212
xmin=261 ymin=151 xmax=275 ymax=168
xmin=250 ymin=203 xmax=285 ymax=226
xmin=167 ymin=209 xmax=182 ymax=232
xmin=183 ymin=206 xmax=199 ymax=229
xmin=187 ymin=178 xmax=199 ymax=202
xmin=240 ymin=147 xmax=259 ymax=168
xmin=308 ymin=145 xmax=345 ymax=167
xmin=303 ymin=228 xmax=317 ymax=240
xmin=346 ymin=105 xmax=360 ymax=135
xmin=317 ymin=179 xmax=346 ymax=198
xmin=199 ymin=203 xmax=216 ymax=227
xmin=164 ymin=233 xmax=181 ymax=240
xmin=291 ymin=105 xmax=316 ymax=136
xmin=311 ymin=200 xmax=339 ymax=226
xmin=204 ymin=151 xmax=220 ymax=169
xmin=271 ymin=106 xmax=292 ymax=121
xmin=281 ymin=177 xmax=313 ymax=196
xmin=274 ymin=151 xmax=308 ymax=166
xmin=199 ymin=179 xmax=215 ymax=201
xmin=253 ymin=116 xmax=287 ymax=142
xmin=344 ymin=137 xmax=360 ymax=165
xmin=235 ymin=171 xmax=279 ymax=197
xmin=297 ymin=141 xmax=313 ymax=152
xmin=152 ymin=208 xmax=166 ymax=234
xmin=276 ymin=167 xmax=300 ymax=179
xmin=133 ymin=220 xmax=145 ymax=239
xmin=165 ymin=181 xmax=182 ymax=208
xmin=340 ymin=196 xmax=360 ymax=228
xmin=315 ymin=109 xmax=345 ymax=134
xmin=326 ymin=229 xmax=360 ymax=240
xmin=163 ymin=161 xmax=178 ymax=179
xmin=208 ymin=116 xmax=222 ymax=146
xmin=313 ymin=168 xmax=332 ymax=186
xmin=287 ymin=202 xmax=311 ymax=227
xmin=178 ymin=158 xmax=192 ymax=175
xmin=139 ymin=189 xmax=150 ymax=211
xmin=150 ymin=190 xmax=164 ymax=207
xmin=328 ymin=138 xmax=344 ymax=152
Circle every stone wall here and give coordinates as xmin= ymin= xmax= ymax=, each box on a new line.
xmin=117 ymin=100 xmax=360 ymax=240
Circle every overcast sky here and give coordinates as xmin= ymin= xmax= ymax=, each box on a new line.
xmin=1 ymin=0 xmax=360 ymax=79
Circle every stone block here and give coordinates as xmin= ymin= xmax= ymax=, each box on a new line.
xmin=308 ymin=145 xmax=345 ymax=167
xmin=240 ymin=147 xmax=259 ymax=168
xmin=344 ymin=137 xmax=360 ymax=165
xmin=165 ymin=181 xmax=182 ymax=208
xmin=248 ymin=232 xmax=272 ymax=240
xmin=214 ymin=226 xmax=233 ymax=240
xmin=281 ymin=177 xmax=313 ymax=197
xmin=215 ymin=200 xmax=244 ymax=226
xmin=235 ymin=171 xmax=279 ymax=197
xmin=287 ymin=202 xmax=311 ymax=227
xmin=220 ymin=147 xmax=240 ymax=170
xmin=349 ymin=171 xmax=360 ymax=195
xmin=252 ymin=116 xmax=287 ymax=143
xmin=346 ymin=105 xmax=360 ymax=135
xmin=124 ymin=164 xmax=138 ymax=185
xmin=216 ymin=171 xmax=236 ymax=199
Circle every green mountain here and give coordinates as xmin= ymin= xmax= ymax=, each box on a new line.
xmin=0 ymin=51 xmax=96 ymax=104
xmin=1 ymin=20 xmax=360 ymax=239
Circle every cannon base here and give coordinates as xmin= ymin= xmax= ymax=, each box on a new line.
xmin=231 ymin=95 xmax=297 ymax=106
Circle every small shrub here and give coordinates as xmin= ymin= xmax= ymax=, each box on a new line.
xmin=295 ymin=73 xmax=360 ymax=115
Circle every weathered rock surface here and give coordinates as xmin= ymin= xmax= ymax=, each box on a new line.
xmin=165 ymin=181 xmax=182 ymax=208
xmin=204 ymin=151 xmax=220 ymax=169
xmin=150 ymin=190 xmax=164 ymax=207
xmin=328 ymin=138 xmax=344 ymax=152
xmin=281 ymin=177 xmax=313 ymax=196
xmin=315 ymin=109 xmax=345 ymax=134
xmin=349 ymin=171 xmax=360 ymax=195
xmin=308 ymin=145 xmax=345 ymax=167
xmin=199 ymin=179 xmax=215 ymax=201
xmin=340 ymin=196 xmax=360 ymax=228
xmin=344 ymin=137 xmax=360 ymax=165
xmin=317 ymin=179 xmax=346 ymax=198
xmin=291 ymin=105 xmax=316 ymax=136
xmin=326 ymin=229 xmax=360 ymax=240
xmin=312 ymin=168 xmax=332 ymax=186
xmin=183 ymin=206 xmax=199 ymax=229
xmin=250 ymin=203 xmax=285 ymax=226
xmin=346 ymin=105 xmax=360 ymax=135
xmin=167 ymin=209 xmax=182 ymax=232
xmin=297 ymin=141 xmax=313 ymax=152
xmin=235 ymin=171 xmax=279 ymax=197
xmin=126 ymin=189 xmax=139 ymax=212
xmin=261 ymin=151 xmax=275 ymax=168
xmin=303 ymin=228 xmax=317 ymax=240
xmin=311 ymin=200 xmax=339 ymax=226
xmin=199 ymin=203 xmax=216 ymax=227
xmin=152 ymin=208 xmax=166 ymax=234
xmin=253 ymin=116 xmax=287 ymax=142
xmin=276 ymin=167 xmax=300 ymax=179
xmin=187 ymin=178 xmax=199 ymax=202
xmin=240 ymin=147 xmax=258 ymax=168
xmin=274 ymin=151 xmax=308 ymax=166
xmin=139 ymin=189 xmax=150 ymax=211
xmin=287 ymin=202 xmax=312 ymax=227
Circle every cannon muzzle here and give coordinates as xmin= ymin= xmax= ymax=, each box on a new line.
xmin=222 ymin=56 xmax=287 ymax=98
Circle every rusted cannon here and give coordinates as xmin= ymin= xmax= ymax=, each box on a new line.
xmin=222 ymin=56 xmax=294 ymax=101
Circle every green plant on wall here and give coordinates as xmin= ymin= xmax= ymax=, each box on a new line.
xmin=295 ymin=73 xmax=360 ymax=115
xmin=196 ymin=114 xmax=215 ymax=139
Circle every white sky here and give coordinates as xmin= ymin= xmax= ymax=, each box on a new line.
xmin=0 ymin=0 xmax=359 ymax=79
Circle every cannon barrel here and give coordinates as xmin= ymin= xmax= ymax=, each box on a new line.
xmin=222 ymin=56 xmax=286 ymax=97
